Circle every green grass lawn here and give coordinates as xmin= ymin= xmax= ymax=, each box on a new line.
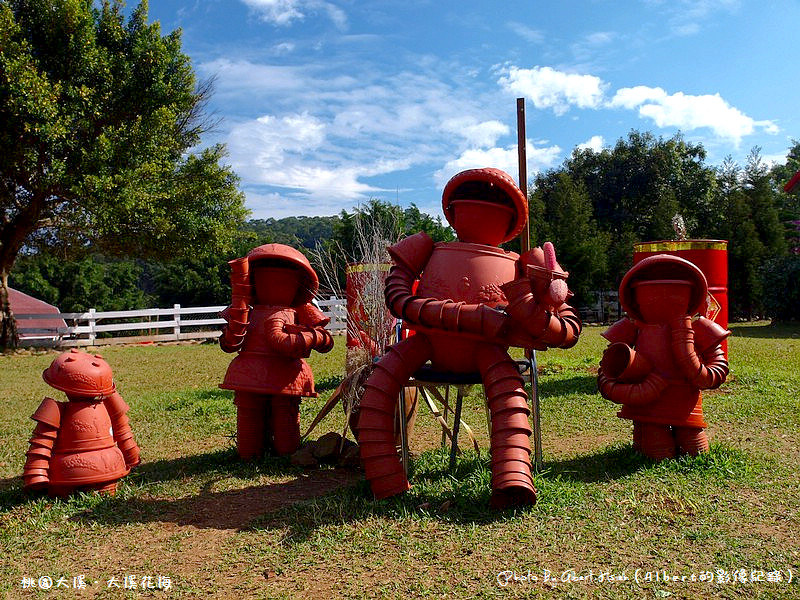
xmin=1 ymin=323 xmax=798 ymax=599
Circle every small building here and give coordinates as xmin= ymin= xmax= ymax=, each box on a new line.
xmin=784 ymin=169 xmax=800 ymax=193
xmin=9 ymin=287 xmax=67 ymax=344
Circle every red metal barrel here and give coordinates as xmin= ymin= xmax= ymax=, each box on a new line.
xmin=633 ymin=240 xmax=728 ymax=357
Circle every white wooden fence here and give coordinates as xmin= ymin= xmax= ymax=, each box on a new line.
xmin=14 ymin=297 xmax=347 ymax=348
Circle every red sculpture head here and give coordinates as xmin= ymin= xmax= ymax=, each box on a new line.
xmin=43 ymin=349 xmax=115 ymax=400
xmin=442 ymin=168 xmax=527 ymax=246
xmin=619 ymin=254 xmax=707 ymax=324
xmin=246 ymin=243 xmax=318 ymax=307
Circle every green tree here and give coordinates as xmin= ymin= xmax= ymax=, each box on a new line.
xmin=562 ymin=131 xmax=720 ymax=289
xmin=530 ymin=171 xmax=609 ymax=302
xmin=0 ymin=0 xmax=247 ymax=348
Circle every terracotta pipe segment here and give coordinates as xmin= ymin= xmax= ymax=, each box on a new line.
xmin=639 ymin=423 xmax=677 ymax=460
xmin=385 ymin=265 xmax=507 ymax=338
xmin=600 ymin=343 xmax=652 ymax=382
xmin=669 ymin=316 xmax=729 ymax=389
xmin=103 ymin=392 xmax=141 ymax=467
xmin=675 ymin=427 xmax=709 ymax=455
xmin=386 ymin=231 xmax=435 ymax=275
xmin=235 ymin=397 xmax=268 ymax=459
xmin=597 ymin=369 xmax=668 ymax=406
xmin=478 ymin=345 xmax=536 ymax=507
xmin=295 ymin=303 xmax=331 ymax=328
xmin=228 ymin=257 xmax=250 ymax=276
xmin=358 ymin=335 xmax=432 ymax=499
xmin=265 ymin=318 xmax=317 ymax=359
xmin=271 ymin=396 xmax=301 ymax=455
xmin=502 ymin=281 xmax=582 ymax=348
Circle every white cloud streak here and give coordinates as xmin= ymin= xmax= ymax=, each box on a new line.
xmin=241 ymin=0 xmax=347 ymax=29
xmin=497 ymin=66 xmax=607 ymax=115
xmin=610 ymin=86 xmax=778 ymax=143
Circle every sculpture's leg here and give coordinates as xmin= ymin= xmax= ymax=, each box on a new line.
xmin=632 ymin=421 xmax=643 ymax=452
xmin=271 ymin=395 xmax=301 ymax=456
xmin=358 ymin=335 xmax=432 ymax=499
xmin=639 ymin=423 xmax=677 ymax=460
xmin=235 ymin=391 xmax=268 ymax=459
xmin=477 ymin=345 xmax=537 ymax=509
xmin=674 ymin=426 xmax=709 ymax=456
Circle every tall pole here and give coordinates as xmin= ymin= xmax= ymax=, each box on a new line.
xmin=516 ymin=97 xmax=542 ymax=472
xmin=516 ymin=98 xmax=530 ymax=254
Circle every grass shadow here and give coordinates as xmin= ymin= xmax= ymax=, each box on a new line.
xmin=729 ymin=323 xmax=800 ymax=339
xmin=537 ymin=373 xmax=599 ymax=397
xmin=71 ymin=468 xmax=361 ymax=531
xmin=541 ymin=444 xmax=648 ymax=483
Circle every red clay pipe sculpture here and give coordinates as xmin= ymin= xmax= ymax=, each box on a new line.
xmin=22 ymin=349 xmax=140 ymax=497
xmin=357 ymin=167 xmax=583 ymax=509
xmin=219 ymin=244 xmax=333 ymax=459
xmin=598 ymin=254 xmax=731 ymax=460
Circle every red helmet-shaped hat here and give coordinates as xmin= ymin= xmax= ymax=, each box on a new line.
xmin=442 ymin=168 xmax=528 ymax=245
xmin=43 ymin=349 xmax=115 ymax=398
xmin=619 ymin=254 xmax=708 ymax=322
xmin=246 ymin=243 xmax=319 ymax=305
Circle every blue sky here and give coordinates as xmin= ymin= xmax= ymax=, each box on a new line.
xmin=138 ymin=0 xmax=800 ymax=219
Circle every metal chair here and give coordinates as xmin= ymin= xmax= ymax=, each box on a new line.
xmin=395 ymin=321 xmax=542 ymax=474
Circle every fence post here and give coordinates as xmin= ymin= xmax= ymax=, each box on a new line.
xmin=88 ymin=308 xmax=96 ymax=346
xmin=174 ymin=304 xmax=181 ymax=341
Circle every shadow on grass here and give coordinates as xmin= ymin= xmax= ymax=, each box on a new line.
xmin=537 ymin=374 xmax=599 ymax=397
xmin=542 ymin=444 xmax=648 ymax=483
xmin=0 ymin=448 xmax=312 ymax=514
xmin=729 ymin=323 xmax=800 ymax=339
xmin=71 ymin=468 xmax=361 ymax=531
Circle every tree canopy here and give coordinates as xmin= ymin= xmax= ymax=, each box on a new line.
xmin=0 ymin=0 xmax=247 ymax=347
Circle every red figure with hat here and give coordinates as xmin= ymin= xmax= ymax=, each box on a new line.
xmin=219 ymin=244 xmax=334 ymax=459
xmin=22 ymin=349 xmax=140 ymax=497
xmin=356 ymin=168 xmax=582 ymax=509
xmin=598 ymin=254 xmax=731 ymax=459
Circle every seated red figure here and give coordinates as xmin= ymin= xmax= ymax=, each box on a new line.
xmin=219 ymin=244 xmax=334 ymax=458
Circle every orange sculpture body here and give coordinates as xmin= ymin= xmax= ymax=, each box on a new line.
xmin=22 ymin=349 xmax=140 ymax=497
xmin=598 ymin=255 xmax=731 ymax=459
xmin=219 ymin=244 xmax=334 ymax=458
xmin=357 ymin=168 xmax=582 ymax=509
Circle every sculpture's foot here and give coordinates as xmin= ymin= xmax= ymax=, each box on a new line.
xmin=490 ymin=483 xmax=537 ymax=510
xmin=639 ymin=423 xmax=677 ymax=461
xmin=675 ymin=427 xmax=709 ymax=456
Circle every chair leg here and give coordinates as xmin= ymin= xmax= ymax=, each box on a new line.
xmin=529 ymin=350 xmax=543 ymax=472
xmin=398 ymin=386 xmax=409 ymax=474
xmin=449 ymin=386 xmax=464 ymax=471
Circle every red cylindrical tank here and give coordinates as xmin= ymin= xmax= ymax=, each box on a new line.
xmin=345 ymin=262 xmax=391 ymax=355
xmin=633 ymin=240 xmax=728 ymax=357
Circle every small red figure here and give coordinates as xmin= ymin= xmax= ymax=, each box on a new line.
xmin=219 ymin=244 xmax=334 ymax=459
xmin=357 ymin=168 xmax=582 ymax=509
xmin=598 ymin=254 xmax=731 ymax=459
xmin=22 ymin=349 xmax=140 ymax=497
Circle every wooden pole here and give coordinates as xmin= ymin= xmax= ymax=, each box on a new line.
xmin=516 ymin=97 xmax=542 ymax=472
xmin=516 ymin=97 xmax=530 ymax=254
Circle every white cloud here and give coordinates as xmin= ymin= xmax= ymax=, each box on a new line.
xmin=440 ymin=118 xmax=509 ymax=148
xmin=656 ymin=0 xmax=740 ymax=37
xmin=241 ymin=0 xmax=347 ymax=29
xmin=609 ymin=86 xmax=778 ymax=143
xmin=507 ymin=23 xmax=545 ymax=44
xmin=434 ymin=141 xmax=561 ymax=188
xmin=577 ymin=135 xmax=605 ymax=152
xmin=497 ymin=66 xmax=607 ymax=115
